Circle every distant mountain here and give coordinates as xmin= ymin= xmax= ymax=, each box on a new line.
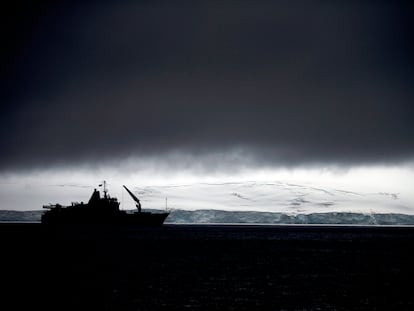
xmin=2 ymin=209 xmax=414 ymax=225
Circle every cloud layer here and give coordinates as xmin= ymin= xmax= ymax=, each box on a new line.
xmin=2 ymin=1 xmax=414 ymax=171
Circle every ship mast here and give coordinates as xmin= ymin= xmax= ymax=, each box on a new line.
xmin=100 ymin=180 xmax=108 ymax=198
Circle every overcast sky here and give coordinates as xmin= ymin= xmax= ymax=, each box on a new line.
xmin=1 ymin=0 xmax=414 ymax=172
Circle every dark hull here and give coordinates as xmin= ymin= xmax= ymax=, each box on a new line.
xmin=41 ymin=211 xmax=169 ymax=226
xmin=120 ymin=212 xmax=170 ymax=226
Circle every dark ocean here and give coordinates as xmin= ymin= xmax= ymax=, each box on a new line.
xmin=1 ymin=223 xmax=413 ymax=310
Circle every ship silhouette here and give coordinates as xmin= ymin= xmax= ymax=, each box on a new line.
xmin=41 ymin=181 xmax=169 ymax=226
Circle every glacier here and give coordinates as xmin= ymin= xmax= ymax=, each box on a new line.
xmin=1 ymin=209 xmax=414 ymax=225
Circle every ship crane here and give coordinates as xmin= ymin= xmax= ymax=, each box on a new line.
xmin=123 ymin=185 xmax=142 ymax=213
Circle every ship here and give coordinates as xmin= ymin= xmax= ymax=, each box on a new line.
xmin=41 ymin=181 xmax=169 ymax=226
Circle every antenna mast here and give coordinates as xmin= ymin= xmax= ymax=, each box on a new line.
xmin=103 ymin=180 xmax=107 ymax=198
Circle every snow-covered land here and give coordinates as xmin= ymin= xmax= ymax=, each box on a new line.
xmin=124 ymin=181 xmax=411 ymax=215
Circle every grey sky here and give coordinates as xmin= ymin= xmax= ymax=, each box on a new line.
xmin=1 ymin=1 xmax=413 ymax=172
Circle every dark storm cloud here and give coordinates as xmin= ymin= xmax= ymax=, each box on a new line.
xmin=1 ymin=0 xmax=414 ymax=171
